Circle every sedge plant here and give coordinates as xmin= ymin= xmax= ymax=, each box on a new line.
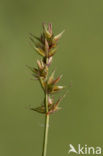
xmin=27 ymin=23 xmax=66 ymax=156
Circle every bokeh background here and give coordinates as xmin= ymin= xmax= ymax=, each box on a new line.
xmin=0 ymin=0 xmax=103 ymax=156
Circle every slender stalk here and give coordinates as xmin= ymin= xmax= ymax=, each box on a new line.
xmin=42 ymin=93 xmax=49 ymax=156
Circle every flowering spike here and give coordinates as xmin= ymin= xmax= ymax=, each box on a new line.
xmin=28 ymin=23 xmax=66 ymax=156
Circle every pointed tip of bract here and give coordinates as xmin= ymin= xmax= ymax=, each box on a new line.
xmin=53 ymin=30 xmax=65 ymax=42
xmin=48 ymin=70 xmax=55 ymax=84
xmin=52 ymin=74 xmax=63 ymax=85
xmin=30 ymin=105 xmax=46 ymax=114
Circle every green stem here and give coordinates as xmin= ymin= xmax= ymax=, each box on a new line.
xmin=42 ymin=93 xmax=49 ymax=156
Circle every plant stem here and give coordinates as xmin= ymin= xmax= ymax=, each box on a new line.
xmin=42 ymin=93 xmax=49 ymax=156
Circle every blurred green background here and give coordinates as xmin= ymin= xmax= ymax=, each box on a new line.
xmin=0 ymin=0 xmax=103 ymax=156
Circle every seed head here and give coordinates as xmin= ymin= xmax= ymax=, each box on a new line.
xmin=28 ymin=23 xmax=66 ymax=115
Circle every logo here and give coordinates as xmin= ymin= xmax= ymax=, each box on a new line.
xmin=68 ymin=144 xmax=102 ymax=155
